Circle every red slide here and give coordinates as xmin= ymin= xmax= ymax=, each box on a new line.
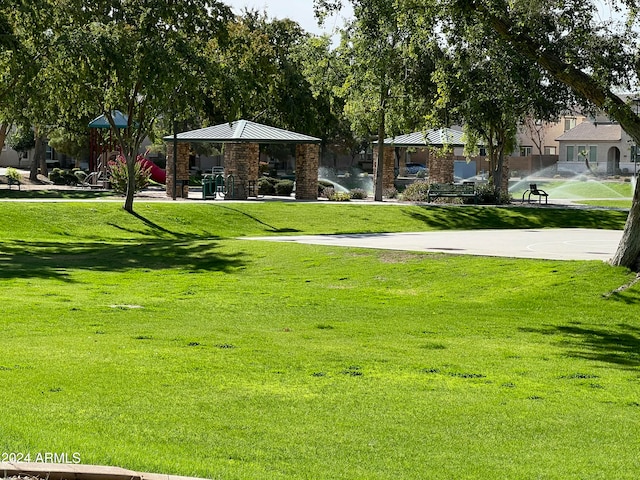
xmin=137 ymin=157 xmax=166 ymax=184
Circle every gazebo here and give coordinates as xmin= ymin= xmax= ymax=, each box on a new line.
xmin=374 ymin=128 xmax=467 ymax=188
xmin=163 ymin=120 xmax=322 ymax=200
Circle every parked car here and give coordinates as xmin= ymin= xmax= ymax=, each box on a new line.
xmin=405 ymin=163 xmax=427 ymax=175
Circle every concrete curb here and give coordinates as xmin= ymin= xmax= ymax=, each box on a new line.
xmin=0 ymin=463 xmax=208 ymax=480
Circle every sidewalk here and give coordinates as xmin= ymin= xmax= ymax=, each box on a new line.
xmin=245 ymin=228 xmax=624 ymax=262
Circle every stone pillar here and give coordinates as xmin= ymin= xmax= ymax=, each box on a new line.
xmin=224 ymin=142 xmax=259 ymax=200
xmin=166 ymin=142 xmax=191 ymax=198
xmin=373 ymin=146 xmax=396 ymax=191
xmin=295 ymin=143 xmax=320 ymax=200
xmin=429 ymin=155 xmax=455 ymax=184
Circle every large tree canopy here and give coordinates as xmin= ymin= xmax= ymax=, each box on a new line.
xmin=42 ymin=0 xmax=233 ymax=212
xmin=445 ymin=0 xmax=640 ymax=268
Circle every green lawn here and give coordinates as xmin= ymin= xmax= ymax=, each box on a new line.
xmin=510 ymin=178 xmax=634 ymax=201
xmin=1 ymin=202 xmax=639 ymax=479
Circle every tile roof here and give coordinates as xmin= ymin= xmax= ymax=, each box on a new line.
xmin=163 ymin=120 xmax=321 ymax=144
xmin=555 ymin=122 xmax=622 ymax=142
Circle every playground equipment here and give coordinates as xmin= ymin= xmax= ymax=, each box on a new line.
xmin=202 ymin=172 xmax=235 ymax=199
xmin=87 ymin=111 xmax=167 ymax=188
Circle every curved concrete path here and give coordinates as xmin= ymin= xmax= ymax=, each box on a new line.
xmin=246 ymin=228 xmax=624 ymax=262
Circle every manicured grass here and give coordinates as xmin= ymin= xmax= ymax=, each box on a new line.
xmin=1 ymin=202 xmax=639 ymax=479
xmin=578 ymin=199 xmax=633 ymax=209
xmin=511 ymin=179 xmax=634 ymax=200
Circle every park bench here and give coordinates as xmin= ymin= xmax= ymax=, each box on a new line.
xmin=7 ymin=176 xmax=20 ymax=190
xmin=427 ymin=182 xmax=477 ymax=204
xmin=522 ymin=183 xmax=548 ymax=204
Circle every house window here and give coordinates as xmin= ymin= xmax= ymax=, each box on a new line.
xmin=544 ymin=146 xmax=557 ymax=155
xmin=478 ymin=147 xmax=487 ymax=156
xmin=589 ymin=146 xmax=597 ymax=162
xmin=577 ymin=145 xmax=587 ymax=159
xmin=520 ymin=146 xmax=532 ymax=156
xmin=566 ymin=146 xmax=575 ymax=161
xmin=564 ymin=117 xmax=577 ymax=131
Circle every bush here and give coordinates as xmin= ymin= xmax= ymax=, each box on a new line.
xmin=49 ymin=168 xmax=78 ymax=185
xmin=108 ymin=157 xmax=151 ymax=194
xmin=258 ymin=177 xmax=277 ymax=195
xmin=472 ymin=183 xmax=512 ymax=205
xmin=323 ymin=187 xmax=351 ymax=201
xmin=6 ymin=167 xmax=21 ymax=183
xmin=274 ymin=179 xmax=294 ymax=196
xmin=401 ymin=180 xmax=430 ymax=202
xmin=318 ymin=180 xmax=334 ymax=196
xmin=383 ymin=187 xmax=398 ymax=199
xmin=74 ymin=170 xmax=88 ymax=184
xmin=349 ymin=188 xmax=368 ymax=199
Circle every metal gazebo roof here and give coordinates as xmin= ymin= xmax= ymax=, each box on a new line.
xmin=88 ymin=111 xmax=131 ymax=129
xmin=379 ymin=128 xmax=466 ymax=147
xmin=163 ymin=120 xmax=322 ymax=144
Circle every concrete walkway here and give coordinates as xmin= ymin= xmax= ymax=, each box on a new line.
xmin=246 ymin=228 xmax=624 ymax=262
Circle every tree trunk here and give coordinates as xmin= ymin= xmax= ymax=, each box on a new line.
xmin=474 ymin=5 xmax=640 ymax=270
xmin=31 ymin=131 xmax=46 ymax=181
xmin=123 ymin=154 xmax=136 ymax=213
xmin=374 ymin=83 xmax=386 ymax=202
xmin=611 ymin=179 xmax=640 ymax=269
xmin=0 ymin=124 xmax=9 ymax=158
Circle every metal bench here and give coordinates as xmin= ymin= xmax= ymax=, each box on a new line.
xmin=427 ymin=182 xmax=477 ymax=204
xmin=522 ymin=183 xmax=548 ymax=204
xmin=7 ymin=177 xmax=20 ymax=190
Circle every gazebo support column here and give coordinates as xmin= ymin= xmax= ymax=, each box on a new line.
xmin=373 ymin=146 xmax=396 ymax=193
xmin=224 ymin=142 xmax=258 ymax=200
xmin=429 ymin=155 xmax=455 ymax=184
xmin=166 ymin=143 xmax=190 ymax=198
xmin=295 ymin=143 xmax=319 ymax=200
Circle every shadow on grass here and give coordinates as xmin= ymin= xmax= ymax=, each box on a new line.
xmin=521 ymin=323 xmax=640 ymax=368
xmin=0 ymin=237 xmax=246 ymax=282
xmin=216 ymin=205 xmax=301 ymax=233
xmin=403 ymin=206 xmax=628 ymax=231
xmin=0 ymin=189 xmax=116 ymax=199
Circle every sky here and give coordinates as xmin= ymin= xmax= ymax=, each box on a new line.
xmin=223 ymin=0 xmax=354 ymax=37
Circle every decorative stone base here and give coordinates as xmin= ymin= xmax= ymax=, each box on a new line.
xmin=225 ymin=143 xmax=259 ymax=200
xmin=429 ymin=155 xmax=455 ymax=184
xmin=166 ymin=143 xmax=190 ymax=198
xmin=296 ymin=144 xmax=320 ymax=200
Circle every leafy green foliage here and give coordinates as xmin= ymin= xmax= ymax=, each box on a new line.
xmin=401 ymin=180 xmax=430 ymax=202
xmin=349 ymin=188 xmax=368 ymax=199
xmin=6 ymin=126 xmax=35 ymax=153
xmin=5 ymin=167 xmax=21 ymax=182
xmin=274 ymin=179 xmax=295 ymax=196
xmin=108 ymin=158 xmax=151 ymax=194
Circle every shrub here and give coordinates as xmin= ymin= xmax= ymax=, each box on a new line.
xmin=108 ymin=157 xmax=151 ymax=194
xmin=258 ymin=177 xmax=276 ymax=195
xmin=274 ymin=179 xmax=294 ymax=196
xmin=324 ymin=188 xmax=351 ymax=201
xmin=349 ymin=188 xmax=368 ymax=199
xmin=74 ymin=170 xmax=88 ymax=183
xmin=472 ymin=183 xmax=512 ymax=205
xmin=401 ymin=180 xmax=430 ymax=202
xmin=49 ymin=168 xmax=78 ymax=185
xmin=383 ymin=187 xmax=398 ymax=199
xmin=318 ymin=180 xmax=334 ymax=196
xmin=6 ymin=167 xmax=21 ymax=183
